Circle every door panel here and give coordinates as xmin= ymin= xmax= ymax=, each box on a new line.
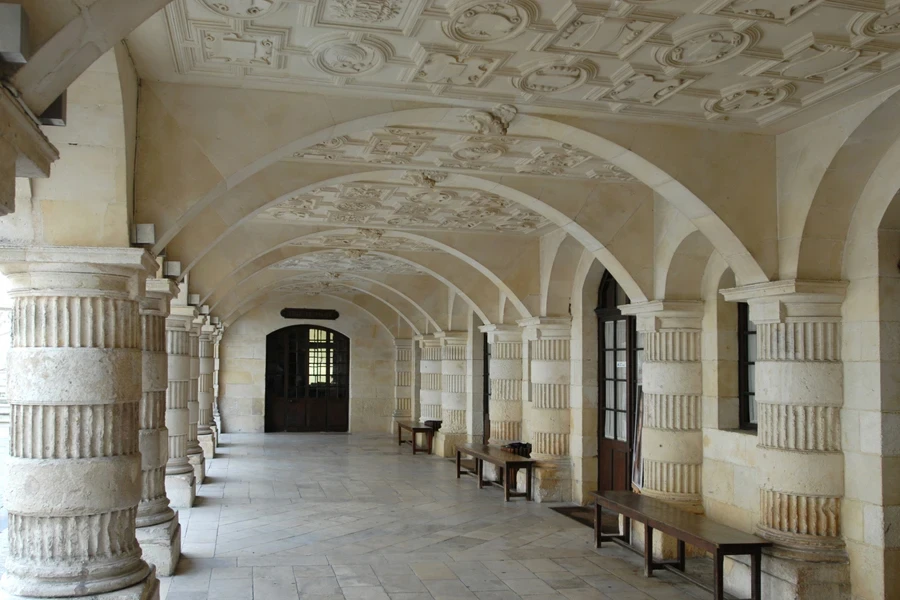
xmin=265 ymin=325 xmax=350 ymax=433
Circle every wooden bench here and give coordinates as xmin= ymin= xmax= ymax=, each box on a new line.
xmin=456 ymin=443 xmax=535 ymax=501
xmin=592 ymin=490 xmax=771 ymax=600
xmin=396 ymin=420 xmax=436 ymax=454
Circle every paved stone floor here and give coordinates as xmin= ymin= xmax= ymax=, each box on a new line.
xmin=0 ymin=433 xmax=707 ymax=600
xmin=159 ymin=433 xmax=705 ymax=600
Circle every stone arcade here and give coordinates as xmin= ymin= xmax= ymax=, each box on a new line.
xmin=0 ymin=1 xmax=899 ymax=599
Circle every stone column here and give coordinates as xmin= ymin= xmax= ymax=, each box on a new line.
xmin=394 ymin=339 xmax=413 ymax=420
xmin=481 ymin=325 xmax=524 ymax=445
xmin=197 ymin=322 xmax=215 ymax=459
xmin=434 ymin=331 xmax=468 ymax=457
xmin=519 ymin=317 xmax=572 ymax=502
xmin=723 ymin=282 xmax=847 ymax=562
xmin=0 ymin=306 xmax=12 ymax=445
xmin=137 ymin=278 xmax=181 ymax=575
xmin=166 ymin=306 xmax=196 ymax=508
xmin=212 ymin=325 xmax=223 ymax=442
xmin=0 ymin=246 xmax=158 ymax=600
xmin=618 ymin=302 xmax=704 ymax=512
xmin=187 ymin=319 xmax=205 ymax=484
xmin=418 ymin=335 xmax=442 ymax=424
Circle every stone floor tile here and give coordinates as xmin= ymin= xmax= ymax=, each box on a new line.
xmin=411 ymin=562 xmax=458 ymax=580
xmin=388 ymin=594 xmax=434 ymax=600
xmin=503 ymin=579 xmax=556 ymax=596
xmin=379 ymin=574 xmax=429 ymax=593
xmin=295 ymin=565 xmax=338 ymax=578
xmin=342 ymin=586 xmax=392 ymax=600
xmin=211 ymin=567 xmax=253 ymax=580
xmin=518 ymin=560 xmax=567 ymax=574
xmin=424 ymin=579 xmax=477 ymax=599
xmin=296 ymin=576 xmax=344 ymax=595
xmin=534 ymin=574 xmax=587 ymax=590
xmin=473 ymin=591 xmax=522 ymax=600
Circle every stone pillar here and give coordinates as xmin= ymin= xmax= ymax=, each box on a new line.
xmin=0 ymin=246 xmax=158 ymax=600
xmin=187 ymin=319 xmax=205 ymax=484
xmin=620 ymin=302 xmax=704 ymax=513
xmin=212 ymin=325 xmax=223 ymax=441
xmin=197 ymin=322 xmax=215 ymax=459
xmin=519 ymin=317 xmax=572 ymax=502
xmin=0 ymin=306 xmax=11 ymax=444
xmin=481 ymin=325 xmax=524 ymax=445
xmin=394 ymin=339 xmax=413 ymax=420
xmin=418 ymin=335 xmax=442 ymax=424
xmin=434 ymin=331 xmax=468 ymax=457
xmin=723 ymin=282 xmax=847 ymax=562
xmin=136 ymin=278 xmax=181 ymax=576
xmin=166 ymin=306 xmax=196 ymax=508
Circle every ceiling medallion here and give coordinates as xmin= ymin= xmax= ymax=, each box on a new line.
xmin=706 ymin=85 xmax=791 ymax=114
xmin=519 ymin=64 xmax=588 ymax=94
xmin=445 ymin=0 xmax=533 ymax=44
xmin=463 ymin=104 xmax=517 ymax=135
xmin=200 ymin=0 xmax=279 ymax=18
xmin=312 ymin=38 xmax=387 ymax=76
xmin=658 ymin=27 xmax=752 ymax=68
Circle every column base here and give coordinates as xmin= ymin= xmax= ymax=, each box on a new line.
xmin=198 ymin=433 xmax=215 ymax=460
xmin=165 ymin=472 xmax=196 ymax=508
xmin=1 ymin=570 xmax=160 ymax=600
xmin=136 ymin=517 xmax=181 ymax=577
xmin=210 ymin=424 xmax=219 ymax=448
xmin=517 ymin=458 xmax=572 ymax=502
xmin=433 ymin=432 xmax=466 ymax=458
xmin=722 ymin=551 xmax=850 ymax=600
xmin=188 ymin=452 xmax=206 ymax=486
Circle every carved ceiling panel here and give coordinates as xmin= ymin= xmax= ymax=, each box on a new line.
xmin=136 ymin=0 xmax=900 ymax=129
xmin=290 ymin=229 xmax=444 ymax=251
xmin=275 ymin=272 xmax=365 ymax=294
xmin=257 ymin=177 xmax=553 ymax=233
xmin=288 ymin=120 xmax=637 ymax=181
xmin=272 ymin=249 xmax=425 ymax=274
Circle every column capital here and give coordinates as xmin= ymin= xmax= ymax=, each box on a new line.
xmin=721 ymin=279 xmax=847 ymax=324
xmin=436 ymin=330 xmax=467 ymax=346
xmin=142 ymin=278 xmax=178 ymax=318
xmin=169 ymin=304 xmax=198 ymax=326
xmin=479 ymin=324 xmax=522 ymax=344
xmin=517 ymin=316 xmax=571 ymax=340
xmin=394 ymin=338 xmax=413 ymax=349
xmin=416 ymin=333 xmax=442 ymax=348
xmin=619 ymin=301 xmax=703 ymax=332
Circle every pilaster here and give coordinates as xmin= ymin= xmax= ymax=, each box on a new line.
xmin=0 ymin=246 xmax=158 ymax=600
xmin=197 ymin=321 xmax=215 ymax=459
xmin=393 ymin=339 xmax=413 ymax=420
xmin=136 ymin=277 xmax=181 ymax=576
xmin=166 ymin=305 xmax=196 ymax=508
xmin=434 ymin=331 xmax=468 ymax=457
xmin=418 ymin=335 xmax=442 ymax=424
xmin=187 ymin=318 xmax=206 ymax=484
xmin=480 ymin=325 xmax=524 ymax=444
xmin=723 ymin=281 xmax=848 ymax=563
xmin=519 ymin=317 xmax=573 ymax=502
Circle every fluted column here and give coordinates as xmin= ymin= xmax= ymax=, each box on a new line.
xmin=187 ymin=319 xmax=205 ymax=484
xmin=137 ymin=278 xmax=181 ymax=575
xmin=481 ymin=325 xmax=523 ymax=444
xmin=621 ymin=302 xmax=704 ymax=513
xmin=197 ymin=322 xmax=215 ymax=459
xmin=520 ymin=317 xmax=572 ymax=502
xmin=394 ymin=339 xmax=413 ymax=420
xmin=723 ymin=281 xmax=847 ymax=561
xmin=418 ymin=335 xmax=442 ymax=424
xmin=0 ymin=246 xmax=158 ymax=600
xmin=0 ymin=306 xmax=11 ymax=445
xmin=212 ymin=325 xmax=222 ymax=442
xmin=435 ymin=331 xmax=468 ymax=457
xmin=166 ymin=306 xmax=196 ymax=508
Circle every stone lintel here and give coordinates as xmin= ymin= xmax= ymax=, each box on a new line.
xmin=0 ymin=245 xmax=157 ymax=277
xmin=146 ymin=277 xmax=179 ymax=300
xmin=618 ymin=301 xmax=704 ymax=332
xmin=721 ymin=280 xmax=847 ymax=323
xmin=479 ymin=324 xmax=521 ymax=344
xmin=435 ymin=330 xmax=467 ymax=345
xmin=170 ymin=304 xmax=199 ymax=321
xmin=394 ymin=338 xmax=413 ymax=349
xmin=517 ymin=316 xmax=571 ymax=340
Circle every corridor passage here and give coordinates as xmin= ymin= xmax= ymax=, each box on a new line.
xmin=157 ymin=434 xmax=700 ymax=600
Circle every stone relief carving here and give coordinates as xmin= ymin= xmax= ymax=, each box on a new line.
xmin=705 ymin=85 xmax=792 ymax=114
xmin=545 ymin=14 xmax=659 ymax=60
xmin=202 ymin=30 xmax=278 ymax=66
xmin=760 ymin=43 xmax=883 ymax=84
xmin=445 ymin=0 xmax=532 ymax=44
xmin=273 ymin=249 xmax=424 ymax=274
xmin=463 ymin=104 xmax=517 ymax=135
xmin=657 ymin=28 xmax=752 ymax=68
xmin=260 ymin=180 xmax=551 ymax=233
xmin=602 ymin=72 xmax=692 ymax=106
xmin=328 ymin=0 xmax=402 ymax=23
xmin=516 ymin=144 xmax=591 ymax=176
xmin=292 ymin=229 xmax=442 ymax=252
xmin=201 ymin=0 xmax=279 ymax=18
xmin=865 ymin=7 xmax=900 ymax=37
xmin=402 ymin=170 xmax=447 ymax=188
xmin=416 ymin=52 xmax=503 ymax=86
xmin=312 ymin=38 xmax=388 ymax=76
xmin=518 ymin=64 xmax=589 ymax=94
xmin=710 ymin=0 xmax=824 ymax=25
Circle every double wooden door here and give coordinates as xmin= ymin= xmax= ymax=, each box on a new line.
xmin=265 ymin=325 xmax=350 ymax=433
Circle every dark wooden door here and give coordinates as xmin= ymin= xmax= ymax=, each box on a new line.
xmin=596 ymin=273 xmax=642 ymax=492
xmin=265 ymin=325 xmax=350 ymax=433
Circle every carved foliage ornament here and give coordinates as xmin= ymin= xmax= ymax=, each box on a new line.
xmin=312 ymin=39 xmax=387 ymax=76
xmin=445 ymin=0 xmax=532 ymax=44
xmin=201 ymin=0 xmax=279 ymax=18
xmin=328 ymin=0 xmax=402 ymax=23
xmin=866 ymin=7 xmax=900 ymax=37
xmin=725 ymin=0 xmax=821 ymax=24
xmin=274 ymin=249 xmax=423 ymax=274
xmin=463 ymin=104 xmax=517 ymax=135
xmin=402 ymin=170 xmax=448 ymax=188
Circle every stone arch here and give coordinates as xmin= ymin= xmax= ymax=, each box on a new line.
xmin=701 ymin=252 xmax=739 ymax=430
xmin=543 ymin=233 xmax=584 ymax=317
xmin=796 ymin=90 xmax=900 ymax=280
xmin=150 ymin=108 xmax=767 ymax=290
xmin=662 ymin=230 xmax=716 ymax=301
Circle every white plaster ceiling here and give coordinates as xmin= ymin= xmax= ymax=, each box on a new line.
xmin=271 ymin=248 xmax=426 ymax=273
xmin=129 ymin=0 xmax=900 ymax=130
xmin=289 ymin=229 xmax=444 ymax=251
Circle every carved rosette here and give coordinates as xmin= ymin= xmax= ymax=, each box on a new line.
xmin=418 ymin=337 xmax=443 ymax=424
xmin=484 ymin=328 xmax=523 ymax=445
xmin=0 ymin=248 xmax=158 ymax=598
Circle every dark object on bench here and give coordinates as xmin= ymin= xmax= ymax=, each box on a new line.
xmin=424 ymin=419 xmax=442 ymax=432
xmin=591 ymin=490 xmax=771 ymax=600
xmin=396 ymin=420 xmax=436 ymax=454
xmin=501 ymin=442 xmax=532 ymax=458
xmin=456 ymin=443 xmax=535 ymax=501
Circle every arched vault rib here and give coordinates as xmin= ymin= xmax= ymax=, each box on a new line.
xmin=196 ymin=227 xmax=530 ymax=323
xmin=151 ymin=108 xmax=767 ymax=290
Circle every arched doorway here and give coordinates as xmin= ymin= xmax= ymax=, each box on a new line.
xmin=265 ymin=325 xmax=350 ymax=432
xmin=596 ymin=272 xmax=642 ymax=492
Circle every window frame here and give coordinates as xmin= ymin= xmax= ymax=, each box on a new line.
xmin=737 ymin=302 xmax=757 ymax=432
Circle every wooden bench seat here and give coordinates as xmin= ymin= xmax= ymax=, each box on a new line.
xmin=456 ymin=443 xmax=535 ymax=501
xmin=395 ymin=420 xmax=436 ymax=454
xmin=592 ymin=490 xmax=772 ymax=600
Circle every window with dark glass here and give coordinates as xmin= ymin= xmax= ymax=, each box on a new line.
xmin=738 ymin=302 xmax=757 ymax=430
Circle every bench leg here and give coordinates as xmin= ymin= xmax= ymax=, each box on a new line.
xmin=504 ymin=467 xmax=510 ymax=502
xmin=594 ymin=502 xmax=600 ymax=548
xmin=751 ymin=550 xmax=761 ymax=600
xmin=428 ymin=431 xmax=434 ymax=454
xmin=525 ymin=465 xmax=533 ymax=501
xmin=477 ymin=459 xmax=484 ymax=489
xmin=644 ymin=525 xmax=653 ymax=577
xmin=456 ymin=450 xmax=461 ymax=478
xmin=624 ymin=516 xmax=631 ymax=545
xmin=676 ymin=539 xmax=685 ymax=572
xmin=713 ymin=550 xmax=724 ymax=600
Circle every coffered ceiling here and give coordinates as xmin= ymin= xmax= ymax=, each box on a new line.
xmin=127 ymin=0 xmax=900 ymax=130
